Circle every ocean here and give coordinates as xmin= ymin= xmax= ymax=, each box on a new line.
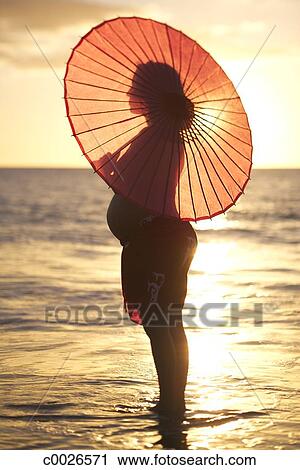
xmin=0 ymin=168 xmax=299 ymax=449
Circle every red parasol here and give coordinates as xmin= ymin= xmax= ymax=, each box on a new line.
xmin=64 ymin=17 xmax=252 ymax=221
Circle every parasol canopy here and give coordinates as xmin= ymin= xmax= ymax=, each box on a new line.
xmin=64 ymin=17 xmax=252 ymax=221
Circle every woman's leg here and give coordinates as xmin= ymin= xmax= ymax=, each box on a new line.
xmin=143 ymin=322 xmax=188 ymax=416
xmin=121 ymin=222 xmax=197 ymax=416
xmin=121 ymin=236 xmax=178 ymax=413
xmin=169 ymin=324 xmax=189 ymax=413
xmin=143 ymin=230 xmax=196 ymax=416
xmin=143 ymin=325 xmax=178 ymax=413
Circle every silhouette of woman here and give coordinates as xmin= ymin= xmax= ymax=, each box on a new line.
xmin=106 ymin=61 xmax=197 ymax=417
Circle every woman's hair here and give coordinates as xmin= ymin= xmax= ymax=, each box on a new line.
xmin=129 ymin=61 xmax=194 ymax=129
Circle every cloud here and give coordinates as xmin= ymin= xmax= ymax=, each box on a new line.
xmin=0 ymin=0 xmax=129 ymax=31
xmin=210 ymin=21 xmax=266 ymax=37
xmin=1 ymin=0 xmax=299 ymax=69
xmin=0 ymin=0 xmax=137 ymax=68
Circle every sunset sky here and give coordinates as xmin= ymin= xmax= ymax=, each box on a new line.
xmin=1 ymin=0 xmax=299 ymax=168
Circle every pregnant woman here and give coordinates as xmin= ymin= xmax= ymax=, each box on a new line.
xmin=103 ymin=62 xmax=197 ymax=418
xmin=107 ymin=192 xmax=197 ymax=418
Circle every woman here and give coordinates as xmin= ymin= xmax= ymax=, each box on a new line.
xmin=107 ymin=195 xmax=197 ymax=417
xmin=106 ymin=62 xmax=197 ymax=418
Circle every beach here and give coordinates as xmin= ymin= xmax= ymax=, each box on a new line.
xmin=0 ymin=168 xmax=299 ymax=449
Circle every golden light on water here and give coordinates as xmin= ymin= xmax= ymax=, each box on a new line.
xmin=188 ymin=330 xmax=228 ymax=378
xmin=191 ymin=240 xmax=236 ymax=275
xmin=183 ymin=224 xmax=255 ymax=419
xmin=187 ymin=232 xmax=237 ymax=313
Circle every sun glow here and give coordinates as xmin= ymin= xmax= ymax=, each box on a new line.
xmin=188 ymin=329 xmax=229 ymax=377
xmin=186 ymin=240 xmax=236 ymax=320
xmin=191 ymin=241 xmax=235 ymax=275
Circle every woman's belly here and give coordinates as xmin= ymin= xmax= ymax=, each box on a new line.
xmin=106 ymin=193 xmax=153 ymax=244
xmin=107 ymin=193 xmax=196 ymax=246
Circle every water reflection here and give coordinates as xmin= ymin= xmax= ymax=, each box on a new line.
xmin=153 ymin=416 xmax=188 ymax=449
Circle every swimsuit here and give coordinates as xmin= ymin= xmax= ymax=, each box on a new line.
xmin=107 ymin=193 xmax=197 ymax=325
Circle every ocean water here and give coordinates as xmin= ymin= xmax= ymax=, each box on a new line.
xmin=0 ymin=168 xmax=299 ymax=450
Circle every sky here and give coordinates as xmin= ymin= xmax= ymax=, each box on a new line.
xmin=0 ymin=0 xmax=299 ymax=168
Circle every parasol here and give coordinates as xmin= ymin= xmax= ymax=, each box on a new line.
xmin=64 ymin=17 xmax=252 ymax=221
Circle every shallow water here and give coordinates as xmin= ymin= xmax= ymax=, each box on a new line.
xmin=0 ymin=169 xmax=299 ymax=449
